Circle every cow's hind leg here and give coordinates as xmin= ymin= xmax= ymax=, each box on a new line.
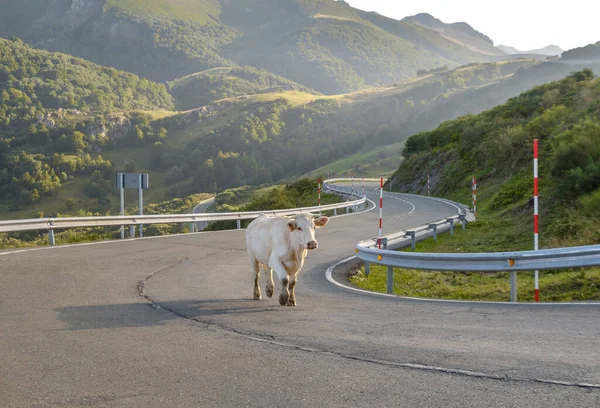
xmin=251 ymin=258 xmax=262 ymax=300
xmin=287 ymin=273 xmax=299 ymax=306
xmin=264 ymin=265 xmax=275 ymax=298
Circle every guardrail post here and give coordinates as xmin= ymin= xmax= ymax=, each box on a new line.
xmin=236 ymin=220 xmax=242 ymax=230
xmin=459 ymin=214 xmax=467 ymax=231
xmin=406 ymin=231 xmax=416 ymax=251
xmin=447 ymin=218 xmax=455 ymax=236
xmin=429 ymin=224 xmax=438 ymax=241
xmin=346 ymin=206 xmax=349 ymax=214
xmin=382 ymin=239 xmax=393 ymax=294
xmin=130 ymin=225 xmax=135 ymax=238
xmin=365 ymin=261 xmax=370 ymax=277
xmin=333 ymin=208 xmax=337 ymax=216
xmin=189 ymin=223 xmax=195 ymax=233
xmin=510 ymin=272 xmax=518 ymax=302
xmin=48 ymin=229 xmax=55 ymax=246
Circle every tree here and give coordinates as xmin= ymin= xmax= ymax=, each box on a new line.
xmin=30 ymin=189 xmax=39 ymax=203
xmin=72 ymin=131 xmax=86 ymax=152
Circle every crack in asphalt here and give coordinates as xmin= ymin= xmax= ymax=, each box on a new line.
xmin=138 ymin=275 xmax=600 ymax=391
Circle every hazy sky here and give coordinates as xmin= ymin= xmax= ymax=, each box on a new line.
xmin=345 ymin=0 xmax=599 ymax=51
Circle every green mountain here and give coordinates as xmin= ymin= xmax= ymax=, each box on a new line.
xmin=0 ymin=0 xmax=503 ymax=94
xmin=393 ymin=69 xmax=600 ymax=247
xmin=2 ymin=33 xmax=596 ymax=223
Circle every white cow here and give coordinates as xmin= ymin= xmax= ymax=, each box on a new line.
xmin=245 ymin=213 xmax=329 ymax=306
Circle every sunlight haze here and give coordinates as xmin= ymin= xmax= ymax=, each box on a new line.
xmin=345 ymin=0 xmax=599 ymax=51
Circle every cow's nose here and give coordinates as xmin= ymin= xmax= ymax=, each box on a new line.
xmin=307 ymin=241 xmax=318 ymax=250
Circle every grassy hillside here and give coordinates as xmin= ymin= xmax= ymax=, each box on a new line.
xmin=394 ymin=69 xmax=600 ymax=250
xmin=303 ymin=142 xmax=406 ymax=179
xmin=167 ymin=66 xmax=319 ymax=110
xmin=0 ymin=0 xmax=501 ymax=94
xmin=104 ymin=0 xmax=221 ymax=24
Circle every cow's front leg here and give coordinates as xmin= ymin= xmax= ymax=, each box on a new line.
xmin=264 ymin=265 xmax=275 ymax=298
xmin=270 ymin=261 xmax=290 ymax=306
xmin=287 ymin=273 xmax=299 ymax=306
xmin=279 ymin=277 xmax=290 ymax=306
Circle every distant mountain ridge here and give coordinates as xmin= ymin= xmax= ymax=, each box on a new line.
xmin=401 ymin=13 xmax=503 ymax=56
xmin=561 ymin=41 xmax=600 ymax=61
xmin=0 ymin=0 xmax=504 ymax=94
xmin=497 ymin=44 xmax=564 ymax=56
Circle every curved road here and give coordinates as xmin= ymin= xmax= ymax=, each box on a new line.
xmin=193 ymin=197 xmax=216 ymax=232
xmin=1 ymin=184 xmax=598 ymax=407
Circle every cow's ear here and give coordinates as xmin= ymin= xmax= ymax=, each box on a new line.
xmin=314 ymin=216 xmax=329 ymax=228
xmin=288 ymin=221 xmax=297 ymax=231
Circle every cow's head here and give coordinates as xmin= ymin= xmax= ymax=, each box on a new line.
xmin=288 ymin=213 xmax=329 ymax=250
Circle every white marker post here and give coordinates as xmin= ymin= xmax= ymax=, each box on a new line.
xmin=378 ymin=178 xmax=383 ymax=249
xmin=318 ymin=177 xmax=321 ymax=207
xmin=120 ymin=186 xmax=125 ymax=239
xmin=427 ymin=174 xmax=431 ymax=196
xmin=534 ymin=139 xmax=540 ymax=302
xmin=138 ymin=173 xmax=144 ymax=238
xmin=116 ymin=173 xmax=125 ymax=239
xmin=472 ymin=176 xmax=477 ymax=220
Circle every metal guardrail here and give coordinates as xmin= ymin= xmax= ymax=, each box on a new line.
xmin=358 ymin=243 xmax=600 ymax=272
xmin=0 ymin=179 xmax=366 ymax=245
xmin=355 ymin=206 xmax=600 ymax=302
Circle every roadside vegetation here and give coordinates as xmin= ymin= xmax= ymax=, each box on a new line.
xmin=206 ymin=178 xmax=343 ymax=231
xmin=351 ymin=70 xmax=600 ymax=302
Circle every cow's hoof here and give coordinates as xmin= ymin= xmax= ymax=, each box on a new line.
xmin=286 ymin=298 xmax=297 ymax=306
xmin=253 ymin=288 xmax=262 ymax=300
xmin=266 ymin=284 xmax=274 ymax=298
xmin=279 ymin=293 xmax=289 ymax=306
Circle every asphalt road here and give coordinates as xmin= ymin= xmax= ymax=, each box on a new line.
xmin=193 ymin=197 xmax=216 ymax=232
xmin=1 ymin=183 xmax=598 ymax=407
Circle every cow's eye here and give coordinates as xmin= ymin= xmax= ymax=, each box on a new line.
xmin=297 ymin=227 xmax=302 ymax=231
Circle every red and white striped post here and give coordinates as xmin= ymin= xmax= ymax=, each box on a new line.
xmin=534 ymin=139 xmax=540 ymax=302
xmin=318 ymin=177 xmax=321 ymax=207
xmin=361 ymin=177 xmax=365 ymax=197
xmin=378 ymin=177 xmax=384 ymax=249
xmin=427 ymin=174 xmax=431 ymax=196
xmin=472 ymin=177 xmax=477 ymax=219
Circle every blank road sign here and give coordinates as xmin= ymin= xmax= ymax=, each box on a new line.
xmin=116 ymin=173 xmax=149 ymax=189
